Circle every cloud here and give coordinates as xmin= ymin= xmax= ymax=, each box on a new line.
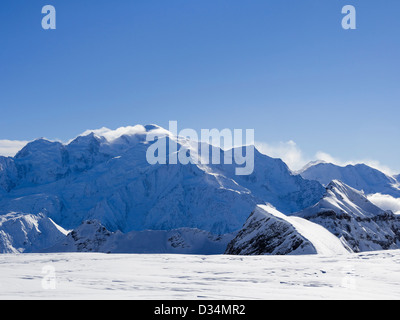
xmin=75 ymin=125 xmax=173 ymax=144
xmin=367 ymin=193 xmax=400 ymax=215
xmin=255 ymin=141 xmax=397 ymax=177
xmin=255 ymin=140 xmax=310 ymax=171
xmin=0 ymin=140 xmax=29 ymax=157
xmin=79 ymin=125 xmax=148 ymax=142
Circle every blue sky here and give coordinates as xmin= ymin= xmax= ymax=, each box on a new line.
xmin=0 ymin=1 xmax=399 ymax=173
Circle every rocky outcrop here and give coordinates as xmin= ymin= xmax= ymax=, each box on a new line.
xmin=295 ymin=180 xmax=400 ymax=252
xmin=225 ymin=205 xmax=349 ymax=256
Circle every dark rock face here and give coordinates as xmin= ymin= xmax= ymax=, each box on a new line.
xmin=69 ymin=220 xmax=112 ymax=252
xmin=295 ymin=181 xmax=400 ymax=253
xmin=304 ymin=210 xmax=400 ymax=252
xmin=225 ymin=206 xmax=316 ymax=256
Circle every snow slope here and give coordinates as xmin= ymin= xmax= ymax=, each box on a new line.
xmin=0 ymin=213 xmax=68 ymax=253
xmin=215 ymin=150 xmax=325 ymax=214
xmin=225 ymin=205 xmax=349 ymax=256
xmin=0 ymin=157 xmax=17 ymax=193
xmin=299 ymin=162 xmax=400 ymax=197
xmin=1 ymin=251 xmax=400 ymax=299
xmin=295 ymin=180 xmax=400 ymax=252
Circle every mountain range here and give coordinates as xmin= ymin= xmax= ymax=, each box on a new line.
xmin=299 ymin=161 xmax=400 ymax=197
xmin=0 ymin=125 xmax=399 ymax=255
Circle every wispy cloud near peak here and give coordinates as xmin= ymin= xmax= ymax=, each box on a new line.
xmin=0 ymin=140 xmax=29 ymax=157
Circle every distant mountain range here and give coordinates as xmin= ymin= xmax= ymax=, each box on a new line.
xmin=299 ymin=161 xmax=400 ymax=197
xmin=0 ymin=125 xmax=399 ymax=255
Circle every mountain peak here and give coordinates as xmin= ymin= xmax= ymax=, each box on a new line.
xmin=225 ymin=204 xmax=350 ymax=255
xmin=297 ymin=160 xmax=328 ymax=173
xmin=68 ymin=132 xmax=102 ymax=146
xmin=327 ymin=179 xmax=350 ymax=191
xmin=298 ymin=180 xmax=385 ymax=220
xmin=15 ymin=138 xmax=64 ymax=159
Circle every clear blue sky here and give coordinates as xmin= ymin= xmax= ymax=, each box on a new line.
xmin=0 ymin=1 xmax=399 ymax=172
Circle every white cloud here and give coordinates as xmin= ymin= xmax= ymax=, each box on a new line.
xmin=255 ymin=140 xmax=310 ymax=171
xmin=255 ymin=141 xmax=397 ymax=177
xmin=0 ymin=140 xmax=29 ymax=157
xmin=75 ymin=125 xmax=173 ymax=144
xmin=79 ymin=125 xmax=148 ymax=142
xmin=367 ymin=193 xmax=400 ymax=215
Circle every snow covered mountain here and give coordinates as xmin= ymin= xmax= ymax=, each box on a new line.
xmin=214 ymin=151 xmax=324 ymax=214
xmin=1 ymin=124 xmax=399 ymax=256
xmin=0 ymin=157 xmax=17 ymax=193
xmin=44 ymin=220 xmax=235 ymax=254
xmin=299 ymin=162 xmax=400 ymax=197
xmin=0 ymin=124 xmax=325 ymax=253
xmin=0 ymin=212 xmax=67 ymax=253
xmin=294 ymin=180 xmax=400 ymax=252
xmin=225 ymin=204 xmax=350 ymax=255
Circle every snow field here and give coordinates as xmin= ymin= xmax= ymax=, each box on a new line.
xmin=1 ymin=251 xmax=400 ymax=300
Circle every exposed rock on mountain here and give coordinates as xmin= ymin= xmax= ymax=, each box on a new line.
xmin=294 ymin=180 xmax=400 ymax=252
xmin=225 ymin=205 xmax=350 ymax=256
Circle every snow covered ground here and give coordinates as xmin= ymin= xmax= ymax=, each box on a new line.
xmin=1 ymin=251 xmax=400 ymax=300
